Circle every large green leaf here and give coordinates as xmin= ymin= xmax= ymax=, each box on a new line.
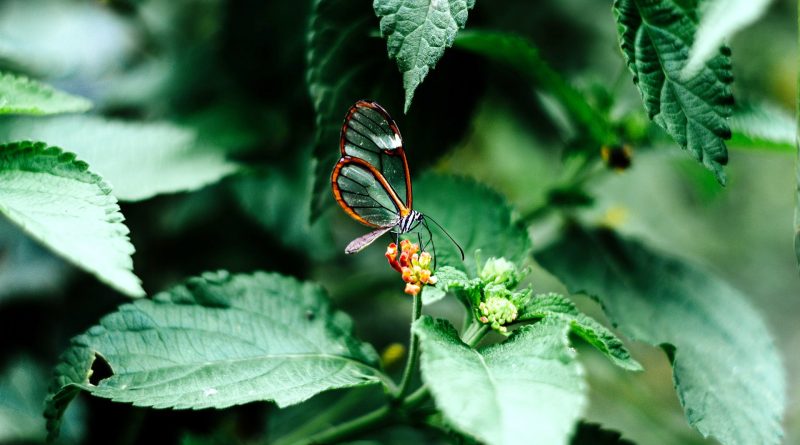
xmin=0 ymin=116 xmax=238 ymax=201
xmin=44 ymin=271 xmax=385 ymax=440
xmin=0 ymin=141 xmax=142 ymax=296
xmin=614 ymin=0 xmax=734 ymax=184
xmin=519 ymin=292 xmax=642 ymax=371
xmin=538 ymin=225 xmax=786 ymax=445
xmin=0 ymin=72 xmax=91 ymax=115
xmin=414 ymin=174 xmax=531 ymax=273
xmin=453 ymin=30 xmax=615 ymax=146
xmin=684 ymin=0 xmax=772 ymax=75
xmin=374 ymin=0 xmax=475 ymax=112
xmin=414 ymin=316 xmax=586 ymax=445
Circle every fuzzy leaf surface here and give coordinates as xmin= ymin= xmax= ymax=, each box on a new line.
xmin=0 ymin=141 xmax=142 ymax=296
xmin=519 ymin=292 xmax=642 ymax=371
xmin=374 ymin=0 xmax=475 ymax=111
xmin=44 ymin=271 xmax=384 ymax=440
xmin=414 ymin=316 xmax=586 ymax=445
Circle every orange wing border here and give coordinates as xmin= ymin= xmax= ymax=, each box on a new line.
xmin=331 ymin=156 xmax=410 ymax=228
xmin=339 ymin=100 xmax=413 ymax=210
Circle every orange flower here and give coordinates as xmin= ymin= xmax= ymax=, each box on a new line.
xmin=385 ymin=241 xmax=437 ymax=296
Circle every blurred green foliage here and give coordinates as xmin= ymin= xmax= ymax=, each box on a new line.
xmin=0 ymin=0 xmax=798 ymax=444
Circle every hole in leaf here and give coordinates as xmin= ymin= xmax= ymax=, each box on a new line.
xmin=89 ymin=353 xmax=113 ymax=385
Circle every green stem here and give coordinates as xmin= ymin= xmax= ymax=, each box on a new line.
xmin=272 ymin=390 xmax=365 ymax=445
xmin=393 ymin=291 xmax=422 ymax=399
xmin=286 ymin=318 xmax=490 ymax=445
xmin=288 ymin=405 xmax=393 ymax=445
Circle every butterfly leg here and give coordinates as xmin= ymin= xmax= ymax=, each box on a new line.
xmin=422 ymin=219 xmax=437 ymax=270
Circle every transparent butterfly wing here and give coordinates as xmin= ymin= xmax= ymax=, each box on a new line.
xmin=331 ymin=157 xmax=402 ymax=228
xmin=339 ymin=100 xmax=412 ymax=209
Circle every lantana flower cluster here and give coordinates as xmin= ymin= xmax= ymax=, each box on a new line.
xmin=474 ymin=257 xmax=528 ymax=334
xmin=385 ymin=239 xmax=437 ymax=296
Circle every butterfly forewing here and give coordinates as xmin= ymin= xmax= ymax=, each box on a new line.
xmin=340 ymin=101 xmax=412 ymax=209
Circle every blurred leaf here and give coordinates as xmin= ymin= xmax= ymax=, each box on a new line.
xmin=0 ymin=215 xmax=72 ymax=303
xmin=453 ymin=30 xmax=614 ymax=146
xmin=614 ymin=0 xmax=733 ymax=184
xmin=0 ymin=116 xmax=239 ymax=201
xmin=45 ymin=271 xmax=386 ymax=440
xmin=374 ymin=0 xmax=475 ymax=112
xmin=414 ymin=174 xmax=531 ymax=274
xmin=307 ymin=0 xmax=386 ymax=221
xmin=233 ymin=151 xmax=334 ymax=260
xmin=0 ymin=141 xmax=142 ymax=296
xmin=570 ymin=423 xmax=636 ymax=445
xmin=519 ymin=292 xmax=642 ymax=371
xmin=684 ymin=0 xmax=772 ymax=76
xmin=414 ymin=316 xmax=586 ymax=445
xmin=728 ymin=102 xmax=794 ymax=152
xmin=538 ymin=225 xmax=786 ymax=445
xmin=0 ymin=356 xmax=84 ymax=443
xmin=0 ymin=0 xmax=136 ymax=78
xmin=0 ymin=71 xmax=91 ymax=115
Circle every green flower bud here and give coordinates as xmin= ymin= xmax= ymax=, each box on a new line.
xmin=479 ymin=257 xmax=520 ymax=288
xmin=478 ymin=295 xmax=518 ymax=334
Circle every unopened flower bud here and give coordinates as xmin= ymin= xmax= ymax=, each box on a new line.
xmin=479 ymin=257 xmax=520 ymax=288
xmin=478 ymin=295 xmax=519 ymax=333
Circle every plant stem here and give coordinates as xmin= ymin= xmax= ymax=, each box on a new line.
xmin=272 ymin=390 xmax=365 ymax=445
xmin=289 ymin=405 xmax=393 ymax=445
xmin=286 ymin=316 xmax=490 ymax=445
xmin=393 ymin=291 xmax=422 ymax=399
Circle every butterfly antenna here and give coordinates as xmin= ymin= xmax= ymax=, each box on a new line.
xmin=421 ymin=219 xmax=437 ymax=270
xmin=424 ymin=214 xmax=464 ymax=260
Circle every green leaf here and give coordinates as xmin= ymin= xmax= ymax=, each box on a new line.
xmin=414 ymin=174 xmax=531 ymax=273
xmin=614 ymin=0 xmax=734 ymax=184
xmin=421 ymin=265 xmax=470 ymax=305
xmin=453 ymin=30 xmax=615 ymax=146
xmin=0 ymin=141 xmax=142 ymax=296
xmin=519 ymin=292 xmax=642 ymax=371
xmin=538 ymin=225 xmax=786 ymax=445
xmin=414 ymin=316 xmax=586 ymax=445
xmin=374 ymin=0 xmax=475 ymax=112
xmin=570 ymin=423 xmax=636 ymax=445
xmin=684 ymin=0 xmax=772 ymax=76
xmin=728 ymin=102 xmax=794 ymax=152
xmin=0 ymin=116 xmax=239 ymax=201
xmin=44 ymin=271 xmax=385 ymax=440
xmin=0 ymin=72 xmax=91 ymax=115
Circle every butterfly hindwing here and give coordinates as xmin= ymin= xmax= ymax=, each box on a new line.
xmin=331 ymin=157 xmax=403 ymax=228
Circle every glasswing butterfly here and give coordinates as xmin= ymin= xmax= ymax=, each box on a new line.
xmin=331 ymin=100 xmax=463 ymax=265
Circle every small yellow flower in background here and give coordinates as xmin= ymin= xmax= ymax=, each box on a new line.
xmin=380 ymin=342 xmax=406 ymax=369
xmin=385 ymin=240 xmax=437 ymax=297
